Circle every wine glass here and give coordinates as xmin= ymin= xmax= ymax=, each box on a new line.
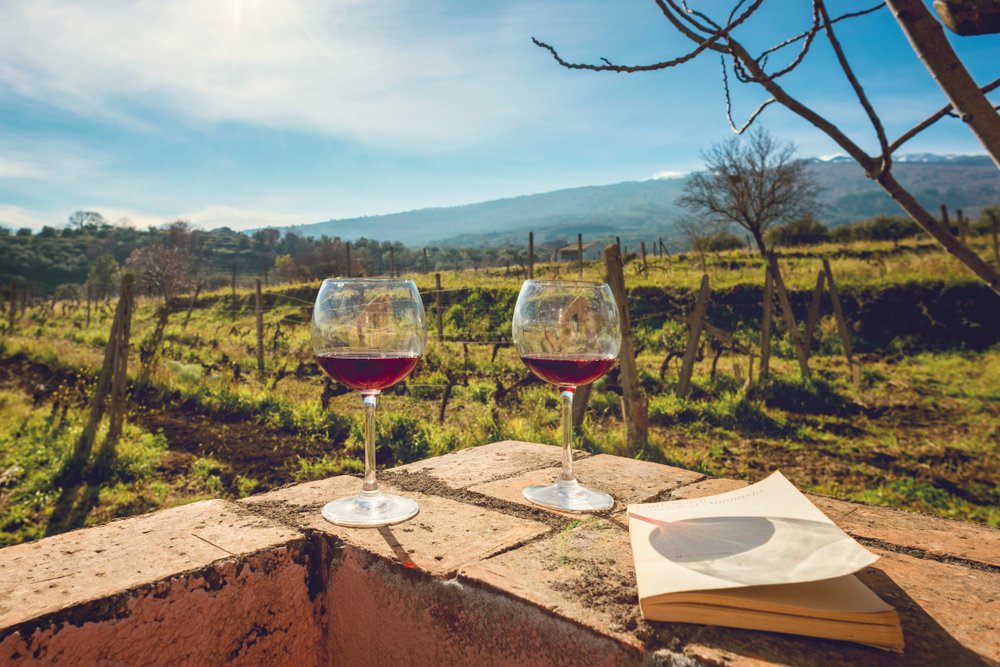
xmin=311 ymin=278 xmax=426 ymax=527
xmin=512 ymin=280 xmax=621 ymax=511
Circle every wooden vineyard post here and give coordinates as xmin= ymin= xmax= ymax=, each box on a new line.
xmin=615 ymin=236 xmax=621 ymax=255
xmin=760 ymin=268 xmax=773 ymax=381
xmin=659 ymin=237 xmax=667 ymax=256
xmin=822 ymin=259 xmax=860 ymax=388
xmin=957 ymin=209 xmax=968 ymax=245
xmin=604 ymin=243 xmax=647 ymax=454
xmin=231 ymin=261 xmax=237 ymax=311
xmin=435 ymin=272 xmax=443 ymax=342
xmin=86 ymin=283 xmax=92 ymax=328
xmin=181 ymin=284 xmax=202 ymax=332
xmin=105 ymin=276 xmax=133 ymax=447
xmin=571 ymin=382 xmax=592 ymax=430
xmin=528 ymin=232 xmax=535 ymax=280
xmin=64 ymin=274 xmax=134 ymax=481
xmin=389 ymin=246 xmax=396 ymax=278
xmin=140 ymin=304 xmax=172 ymax=381
xmin=255 ymin=279 xmax=265 ymax=375
xmin=804 ymin=269 xmax=827 ymax=359
xmin=8 ymin=281 xmax=15 ymax=334
xmin=346 ymin=243 xmax=352 ymax=278
xmin=640 ymin=242 xmax=648 ymax=274
xmin=577 ymin=233 xmax=584 ymax=279
xmin=677 ymin=274 xmax=711 ymax=397
xmin=941 ymin=204 xmax=951 ymax=232
xmin=767 ymin=253 xmax=810 ymax=378
xmin=423 ymin=248 xmax=429 ymax=274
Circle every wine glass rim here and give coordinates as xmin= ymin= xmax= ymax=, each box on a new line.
xmin=320 ymin=277 xmax=416 ymax=284
xmin=522 ymin=279 xmax=609 ymax=288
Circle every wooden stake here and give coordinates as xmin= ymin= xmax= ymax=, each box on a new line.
xmin=941 ymin=203 xmax=950 ymax=231
xmin=640 ymin=241 xmax=648 ymax=273
xmin=604 ymin=243 xmax=647 ymax=454
xmin=659 ymin=237 xmax=667 ymax=256
xmin=528 ymin=232 xmax=535 ymax=279
xmin=760 ymin=268 xmax=773 ymax=381
xmin=822 ymin=259 xmax=859 ymax=387
xmin=182 ymin=284 xmax=201 ymax=332
xmin=255 ymin=279 xmax=265 ymax=374
xmin=577 ymin=233 xmax=584 ymax=279
xmin=677 ymin=274 xmax=711 ymax=397
xmin=435 ymin=272 xmax=443 ymax=342
xmin=7 ymin=281 xmax=15 ymax=334
xmin=106 ymin=275 xmax=133 ymax=445
xmin=767 ymin=253 xmax=810 ymax=378
xmin=957 ymin=209 xmax=968 ymax=244
xmin=140 ymin=304 xmax=171 ymax=380
xmin=804 ymin=269 xmax=827 ymax=359
xmin=571 ymin=382 xmax=592 ymax=429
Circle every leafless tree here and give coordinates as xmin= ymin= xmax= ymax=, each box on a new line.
xmin=678 ymin=128 xmax=816 ymax=257
xmin=125 ymin=245 xmax=190 ymax=300
xmin=533 ymin=0 xmax=1000 ymax=295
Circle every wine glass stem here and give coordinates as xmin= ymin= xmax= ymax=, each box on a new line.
xmin=361 ymin=391 xmax=380 ymax=494
xmin=559 ymin=385 xmax=576 ymax=482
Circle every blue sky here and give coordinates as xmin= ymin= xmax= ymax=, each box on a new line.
xmin=0 ymin=1 xmax=996 ymax=231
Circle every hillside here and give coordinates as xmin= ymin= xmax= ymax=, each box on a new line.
xmin=283 ymin=155 xmax=999 ymax=247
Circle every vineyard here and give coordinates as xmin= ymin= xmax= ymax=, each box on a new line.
xmin=1 ymin=235 xmax=998 ymax=547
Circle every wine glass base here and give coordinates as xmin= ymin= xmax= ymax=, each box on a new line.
xmin=321 ymin=493 xmax=419 ymax=527
xmin=522 ymin=479 xmax=614 ymax=512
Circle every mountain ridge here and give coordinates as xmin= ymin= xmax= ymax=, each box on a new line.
xmin=280 ymin=155 xmax=998 ymax=247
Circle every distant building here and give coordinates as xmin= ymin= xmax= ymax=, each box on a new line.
xmin=555 ymin=241 xmax=601 ymax=263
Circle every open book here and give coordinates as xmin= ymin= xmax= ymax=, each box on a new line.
xmin=627 ymin=472 xmax=903 ymax=651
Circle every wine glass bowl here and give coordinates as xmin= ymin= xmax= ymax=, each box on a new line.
xmin=513 ymin=280 xmax=621 ymax=511
xmin=312 ymin=278 xmax=426 ymax=527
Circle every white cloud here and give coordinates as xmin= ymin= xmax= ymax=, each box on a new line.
xmin=0 ymin=1 xmax=556 ymax=151
xmin=0 ymin=205 xmax=53 ymax=230
xmin=651 ymin=169 xmax=687 ymax=180
xmin=0 ymin=201 xmax=317 ymax=232
xmin=0 ymin=158 xmax=47 ymax=180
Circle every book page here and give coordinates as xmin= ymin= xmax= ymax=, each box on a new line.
xmin=628 ymin=471 xmax=878 ymax=599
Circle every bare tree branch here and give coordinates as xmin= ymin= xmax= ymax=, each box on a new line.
xmin=721 ymin=56 xmax=776 ymax=133
xmin=532 ymin=0 xmax=1000 ymax=295
xmin=890 ymin=79 xmax=1000 ymax=153
xmin=886 ymin=0 xmax=1000 ymax=170
xmin=817 ymin=0 xmax=891 ymax=175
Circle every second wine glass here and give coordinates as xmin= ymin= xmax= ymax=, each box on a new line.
xmin=512 ymin=280 xmax=621 ymax=511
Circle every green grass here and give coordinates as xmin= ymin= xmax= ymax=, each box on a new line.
xmin=0 ymin=235 xmax=997 ymax=546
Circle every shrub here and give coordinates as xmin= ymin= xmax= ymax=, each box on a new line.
xmin=766 ymin=215 xmax=830 ymax=247
xmin=831 ymin=214 xmax=921 ymax=243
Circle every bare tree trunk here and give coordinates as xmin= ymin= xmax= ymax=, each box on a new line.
xmin=887 ymin=0 xmax=1000 ymax=170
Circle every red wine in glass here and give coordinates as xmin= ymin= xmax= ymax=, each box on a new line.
xmin=316 ymin=352 xmax=420 ymax=391
xmin=520 ymin=353 xmax=615 ymax=387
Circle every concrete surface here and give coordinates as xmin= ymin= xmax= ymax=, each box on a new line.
xmin=0 ymin=440 xmax=997 ymax=666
